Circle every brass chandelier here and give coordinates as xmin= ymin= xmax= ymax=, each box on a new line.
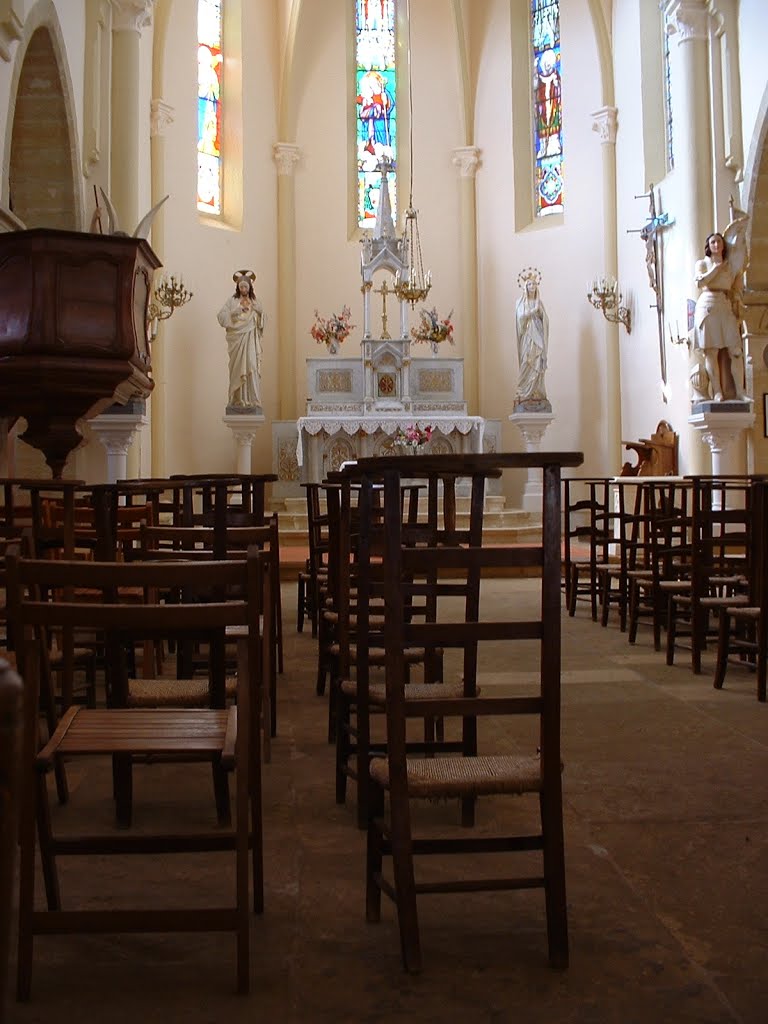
xmin=393 ymin=0 xmax=431 ymax=307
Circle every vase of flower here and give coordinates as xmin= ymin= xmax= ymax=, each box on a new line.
xmin=390 ymin=423 xmax=434 ymax=455
xmin=410 ymin=307 xmax=455 ymax=354
xmin=310 ymin=305 xmax=355 ymax=355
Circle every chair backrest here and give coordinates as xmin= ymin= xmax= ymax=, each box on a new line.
xmin=0 ymin=658 xmax=22 ymax=1024
xmin=6 ymin=550 xmax=264 ymax=721
xmin=350 ymin=450 xmax=582 ymax=806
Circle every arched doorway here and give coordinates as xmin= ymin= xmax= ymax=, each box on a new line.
xmin=8 ymin=25 xmax=77 ymax=229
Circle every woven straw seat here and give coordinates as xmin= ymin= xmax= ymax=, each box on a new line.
xmin=127 ymin=675 xmax=238 ymax=707
xmin=370 ymin=753 xmax=542 ymax=799
xmin=329 ymin=643 xmax=427 ymax=665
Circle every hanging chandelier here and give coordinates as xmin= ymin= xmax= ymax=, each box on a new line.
xmin=393 ymin=0 xmax=431 ymax=307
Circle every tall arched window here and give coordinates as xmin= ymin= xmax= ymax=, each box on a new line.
xmin=355 ymin=0 xmax=398 ymax=229
xmin=531 ymin=0 xmax=563 ymax=217
xmin=198 ymin=0 xmax=223 ymax=215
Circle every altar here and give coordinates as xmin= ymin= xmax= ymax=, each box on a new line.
xmin=293 ymin=158 xmax=485 ymax=483
xmin=297 ymin=347 xmax=484 ymax=479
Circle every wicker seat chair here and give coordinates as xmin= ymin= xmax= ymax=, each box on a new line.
xmin=355 ymin=450 xmax=582 ymax=973
xmin=6 ymin=547 xmax=267 ymax=998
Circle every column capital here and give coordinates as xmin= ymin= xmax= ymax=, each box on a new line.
xmin=273 ymin=142 xmax=302 ymax=176
xmin=0 ymin=0 xmax=24 ymax=63
xmin=451 ymin=146 xmax=481 ymax=178
xmin=150 ymin=98 xmax=175 ymax=137
xmin=664 ymin=0 xmax=710 ymax=43
xmin=590 ymin=106 xmax=618 ymax=145
xmin=110 ymin=0 xmax=155 ymax=33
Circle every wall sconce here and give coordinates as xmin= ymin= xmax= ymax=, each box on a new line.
xmin=147 ymin=274 xmax=193 ymax=340
xmin=587 ymin=276 xmax=631 ymax=334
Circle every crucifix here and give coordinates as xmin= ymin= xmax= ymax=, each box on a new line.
xmin=374 ymin=278 xmax=393 ymax=339
xmin=629 ymin=184 xmax=675 ymax=400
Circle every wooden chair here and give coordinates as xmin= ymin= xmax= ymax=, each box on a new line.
xmin=562 ymin=477 xmax=613 ymax=620
xmin=298 ymin=482 xmax=329 ymax=637
xmin=626 ymin=479 xmax=691 ymax=650
xmin=665 ymin=477 xmax=751 ymax=674
xmin=356 ymin=450 xmax=582 ymax=973
xmin=332 ymin=471 xmax=452 ymax=828
xmin=0 ymin=658 xmax=23 ymax=1024
xmin=6 ymin=548 xmax=267 ymax=998
xmin=713 ymin=480 xmax=768 ymax=701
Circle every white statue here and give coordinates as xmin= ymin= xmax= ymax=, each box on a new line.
xmin=692 ymin=205 xmax=750 ymax=401
xmin=217 ymin=269 xmax=265 ymax=409
xmin=514 ymin=268 xmax=551 ymax=411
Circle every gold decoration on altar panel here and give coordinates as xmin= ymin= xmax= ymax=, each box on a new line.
xmin=418 ymin=369 xmax=454 ymax=393
xmin=318 ymin=370 xmax=354 ymax=393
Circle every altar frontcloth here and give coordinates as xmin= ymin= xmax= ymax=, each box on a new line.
xmin=296 ymin=413 xmax=485 ymax=476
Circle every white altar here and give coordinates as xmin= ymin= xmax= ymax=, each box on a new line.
xmin=294 ymin=158 xmax=485 ymax=483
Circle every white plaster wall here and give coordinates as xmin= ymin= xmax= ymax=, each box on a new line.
xmin=474 ymin=0 xmax=608 ymax=493
xmin=292 ymin=0 xmax=463 ymax=407
xmin=156 ymin=0 xmax=279 ymax=475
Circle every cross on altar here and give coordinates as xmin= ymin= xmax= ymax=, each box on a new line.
xmin=630 ymin=184 xmax=675 ymax=398
xmin=373 ymin=278 xmax=393 ymax=339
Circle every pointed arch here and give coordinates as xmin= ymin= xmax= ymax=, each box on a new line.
xmin=2 ymin=0 xmax=82 ymax=229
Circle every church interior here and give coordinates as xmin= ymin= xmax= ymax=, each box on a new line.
xmin=1 ymin=0 xmax=768 ymax=1020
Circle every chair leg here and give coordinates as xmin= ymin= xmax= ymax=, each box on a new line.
xmin=297 ymin=575 xmax=306 ymax=632
xmin=113 ymin=753 xmax=133 ymax=828
xmin=36 ymin=773 xmax=60 ymax=912
xmin=366 ymin=783 xmax=385 ymax=924
xmin=390 ymin=813 xmax=422 ymax=974
xmin=540 ymin=789 xmax=569 ymax=969
xmin=666 ymin=596 xmax=677 ymax=666
xmin=567 ymin=564 xmax=578 ymax=617
xmin=335 ymin=694 xmax=351 ymax=806
xmin=212 ymin=759 xmax=232 ymax=827
xmin=713 ymin=609 xmax=730 ymax=690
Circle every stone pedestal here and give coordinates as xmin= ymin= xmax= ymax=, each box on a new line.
xmin=688 ymin=401 xmax=754 ymax=479
xmin=90 ymin=404 xmax=147 ymax=483
xmin=508 ymin=411 xmax=555 ymax=515
xmin=223 ymin=412 xmax=265 ymax=473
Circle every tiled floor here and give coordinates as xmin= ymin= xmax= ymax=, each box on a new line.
xmin=6 ymin=580 xmax=768 ymax=1023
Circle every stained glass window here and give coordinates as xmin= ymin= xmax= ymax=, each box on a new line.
xmin=197 ymin=0 xmax=222 ymax=215
xmin=531 ymin=0 xmax=563 ymax=217
xmin=355 ymin=0 xmax=397 ymax=229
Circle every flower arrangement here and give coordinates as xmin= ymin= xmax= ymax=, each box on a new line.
xmin=310 ymin=305 xmax=355 ymax=351
xmin=392 ymin=423 xmax=434 ymax=451
xmin=410 ymin=307 xmax=455 ymax=347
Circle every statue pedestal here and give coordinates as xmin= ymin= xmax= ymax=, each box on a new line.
xmin=688 ymin=402 xmax=754 ymax=481
xmin=509 ymin=410 xmax=555 ymax=515
xmin=90 ymin=403 xmax=147 ymax=483
xmin=223 ymin=412 xmax=265 ymax=473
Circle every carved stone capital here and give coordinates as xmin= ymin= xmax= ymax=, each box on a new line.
xmin=150 ymin=98 xmax=175 ymax=137
xmin=110 ymin=0 xmax=155 ymax=33
xmin=273 ymin=143 xmax=302 ymax=176
xmin=451 ymin=146 xmax=481 ymax=178
xmin=0 ymin=0 xmax=23 ymax=62
xmin=664 ymin=0 xmax=710 ymax=43
xmin=591 ymin=106 xmax=618 ymax=145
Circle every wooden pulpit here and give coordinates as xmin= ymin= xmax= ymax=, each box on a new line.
xmin=0 ymin=228 xmax=160 ymax=477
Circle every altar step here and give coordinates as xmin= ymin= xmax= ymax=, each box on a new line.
xmin=272 ymin=495 xmax=543 ymax=572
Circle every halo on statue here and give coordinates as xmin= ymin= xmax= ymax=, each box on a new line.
xmin=517 ymin=266 xmax=542 ymax=289
xmin=233 ymin=269 xmax=256 ymax=284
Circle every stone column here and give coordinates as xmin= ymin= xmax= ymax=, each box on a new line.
xmin=109 ymin=0 xmax=154 ymax=231
xmin=148 ymin=96 xmax=174 ymax=477
xmin=590 ymin=106 xmax=622 ymax=473
xmin=664 ymin=0 xmax=714 ymax=472
xmin=451 ymin=146 xmax=481 ymax=414
xmin=688 ymin=405 xmax=754 ymax=484
xmin=274 ymin=143 xmax=302 ymax=421
xmin=90 ymin=404 xmax=148 ymax=483
xmin=223 ymin=413 xmax=265 ymax=474
xmin=508 ymin=411 xmax=555 ymax=516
